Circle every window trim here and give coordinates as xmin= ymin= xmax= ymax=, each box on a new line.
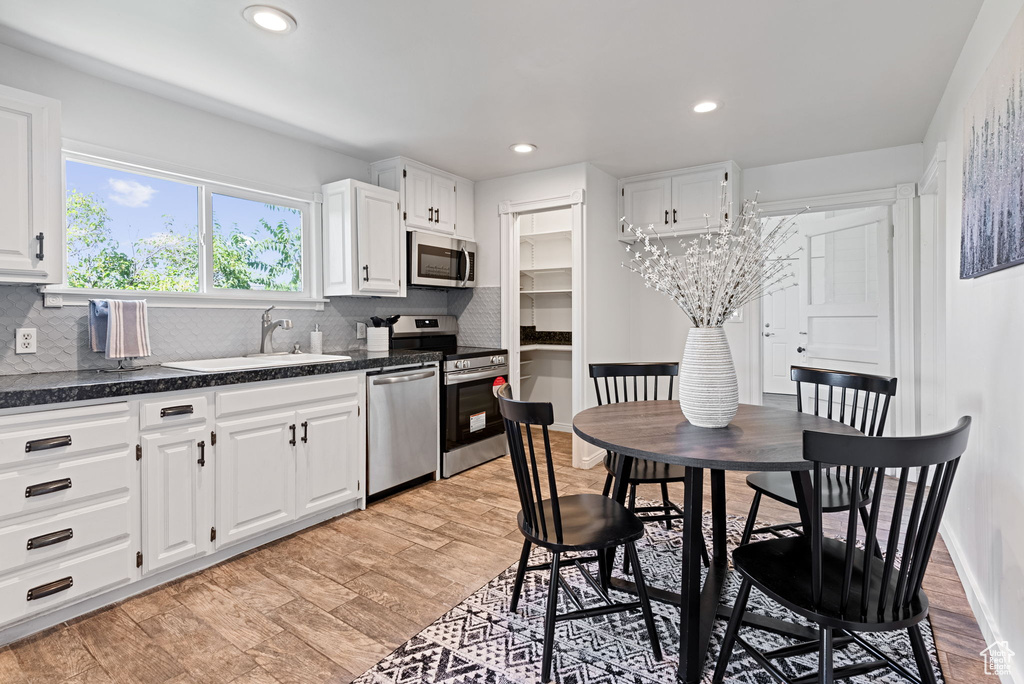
xmin=46 ymin=143 xmax=325 ymax=310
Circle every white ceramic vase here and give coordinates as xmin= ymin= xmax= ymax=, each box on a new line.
xmin=678 ymin=327 xmax=738 ymax=428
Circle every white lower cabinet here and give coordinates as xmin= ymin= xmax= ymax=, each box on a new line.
xmin=0 ymin=371 xmax=369 ymax=638
xmin=296 ymin=400 xmax=362 ymax=517
xmin=214 ymin=410 xmax=297 ymax=549
xmin=140 ymin=426 xmax=209 ymax=574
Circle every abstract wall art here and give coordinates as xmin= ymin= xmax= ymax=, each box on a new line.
xmin=961 ymin=4 xmax=1024 ymax=279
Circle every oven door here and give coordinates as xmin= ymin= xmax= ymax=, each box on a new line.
xmin=444 ymin=366 xmax=507 ymax=451
xmin=409 ymin=232 xmax=476 ymax=288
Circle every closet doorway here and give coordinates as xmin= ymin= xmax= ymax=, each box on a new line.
xmin=499 ymin=191 xmax=584 ymax=451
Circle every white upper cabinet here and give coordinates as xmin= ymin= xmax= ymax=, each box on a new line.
xmin=371 ymin=157 xmax=475 ymax=241
xmin=618 ymin=161 xmax=740 ymax=240
xmin=322 ymin=178 xmax=405 ymax=297
xmin=0 ymin=84 xmax=62 ymax=284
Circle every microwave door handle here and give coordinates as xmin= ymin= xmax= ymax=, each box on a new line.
xmin=459 ymin=246 xmax=470 ymax=287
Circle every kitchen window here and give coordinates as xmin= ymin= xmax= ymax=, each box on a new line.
xmin=54 ymin=150 xmax=320 ymax=307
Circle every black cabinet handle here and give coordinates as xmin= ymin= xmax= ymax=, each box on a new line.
xmin=25 ymin=435 xmax=72 ymax=453
xmin=435 ymin=208 xmax=440 ymax=223
xmin=27 ymin=577 xmax=73 ymax=601
xmin=301 ymin=421 xmax=308 ymax=444
xmin=25 ymin=478 xmax=72 ymax=498
xmin=289 ymin=424 xmax=297 ymax=446
xmin=27 ymin=528 xmax=73 ymax=550
xmin=362 ymin=265 xmax=369 ymax=282
xmin=35 ymin=232 xmax=45 ymax=261
xmin=673 ymin=209 xmax=678 ymax=223
xmin=664 ymin=210 xmax=669 ymax=224
xmin=429 ymin=207 xmax=435 ymax=222
xmin=160 ymin=404 xmax=194 ymax=418
xmin=197 ymin=440 xmax=206 ymax=467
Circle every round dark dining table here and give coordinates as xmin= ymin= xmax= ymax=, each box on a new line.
xmin=572 ymin=401 xmax=863 ymax=683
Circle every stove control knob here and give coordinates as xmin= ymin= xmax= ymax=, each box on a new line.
xmin=455 ymin=360 xmax=467 ymax=370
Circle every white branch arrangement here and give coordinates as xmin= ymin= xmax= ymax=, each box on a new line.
xmin=624 ymin=183 xmax=804 ymax=328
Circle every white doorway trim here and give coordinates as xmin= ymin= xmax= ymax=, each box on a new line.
xmin=499 ymin=189 xmax=586 ymax=463
xmin=753 ymin=184 xmax=919 ymax=437
xmin=918 ymin=143 xmax=947 ymax=434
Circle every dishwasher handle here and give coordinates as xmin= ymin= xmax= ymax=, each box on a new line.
xmin=371 ymin=370 xmax=435 ymax=385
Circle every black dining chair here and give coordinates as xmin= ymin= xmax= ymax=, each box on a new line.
xmin=740 ymin=366 xmax=898 ymax=547
xmin=591 ymin=363 xmax=710 ymax=570
xmin=713 ymin=416 xmax=971 ymax=684
xmin=497 ymin=383 xmax=662 ymax=683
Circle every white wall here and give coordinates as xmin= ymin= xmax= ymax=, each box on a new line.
xmin=921 ymin=1 xmax=1024 ymax=678
xmin=473 ymin=163 xmax=587 ymax=289
xmin=0 ymin=41 xmax=369 ymax=194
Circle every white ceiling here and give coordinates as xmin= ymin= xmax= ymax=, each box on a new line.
xmin=0 ymin=0 xmax=982 ymax=180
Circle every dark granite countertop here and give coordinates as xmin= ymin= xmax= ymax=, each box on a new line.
xmin=0 ymin=349 xmax=442 ymax=410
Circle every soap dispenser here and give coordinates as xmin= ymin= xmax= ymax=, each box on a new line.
xmin=310 ymin=324 xmax=323 ymax=354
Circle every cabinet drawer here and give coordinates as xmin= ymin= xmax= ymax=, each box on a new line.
xmin=0 ymin=540 xmax=132 ymax=627
xmin=0 ymin=497 xmax=130 ymax=574
xmin=0 ymin=403 xmax=130 ymax=468
xmin=140 ymin=395 xmax=208 ymax=431
xmin=0 ymin=450 xmax=132 ymax=522
xmin=217 ymin=375 xmax=361 ymax=417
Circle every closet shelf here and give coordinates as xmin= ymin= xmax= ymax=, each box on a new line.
xmin=520 ymin=289 xmax=572 ymax=295
xmin=520 ymin=228 xmax=573 ymax=244
xmin=520 ymin=374 xmax=533 ymax=381
xmin=520 ymin=344 xmax=572 ymax=352
xmin=520 ymin=266 xmax=572 ymax=274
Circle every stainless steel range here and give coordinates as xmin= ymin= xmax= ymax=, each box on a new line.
xmin=390 ymin=315 xmax=508 ymax=477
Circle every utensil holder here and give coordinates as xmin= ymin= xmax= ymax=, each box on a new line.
xmin=367 ymin=327 xmax=389 ymax=352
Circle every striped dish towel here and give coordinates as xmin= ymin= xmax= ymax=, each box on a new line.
xmin=91 ymin=299 xmax=152 ymax=359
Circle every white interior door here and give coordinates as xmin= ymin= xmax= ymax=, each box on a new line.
xmin=801 ymin=207 xmax=893 ymax=378
xmin=761 ymin=266 xmax=801 ymax=395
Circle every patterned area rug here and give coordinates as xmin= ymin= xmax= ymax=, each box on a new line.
xmin=354 ymin=509 xmax=944 ymax=683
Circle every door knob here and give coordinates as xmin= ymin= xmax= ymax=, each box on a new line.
xmin=763 ymin=332 xmax=775 ymax=337
xmin=797 ymin=346 xmax=806 ymax=353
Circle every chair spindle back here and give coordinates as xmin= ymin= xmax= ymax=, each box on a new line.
xmin=497 ymin=383 xmax=564 ymax=542
xmin=791 ymin=366 xmax=897 ymax=437
xmin=803 ymin=416 xmax=971 ymax=622
xmin=590 ymin=362 xmax=678 ymax=406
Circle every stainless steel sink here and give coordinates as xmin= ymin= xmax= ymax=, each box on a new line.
xmin=161 ymin=354 xmax=350 ymax=373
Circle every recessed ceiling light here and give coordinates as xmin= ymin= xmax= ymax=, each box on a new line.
xmin=243 ymin=5 xmax=297 ymax=34
xmin=693 ymin=101 xmax=718 ymax=113
xmin=510 ymin=143 xmax=537 ymax=154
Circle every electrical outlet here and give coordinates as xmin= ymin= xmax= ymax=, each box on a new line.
xmin=356 ymin=322 xmax=367 ymax=339
xmin=15 ymin=328 xmax=37 ymax=354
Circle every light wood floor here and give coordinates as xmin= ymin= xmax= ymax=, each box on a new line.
xmin=0 ymin=431 xmax=988 ymax=683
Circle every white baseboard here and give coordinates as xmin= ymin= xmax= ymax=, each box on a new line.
xmin=578 ymin=445 xmax=605 ymax=470
xmin=940 ymin=522 xmax=1021 ymax=683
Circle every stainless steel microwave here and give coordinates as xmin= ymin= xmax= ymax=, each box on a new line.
xmin=408 ymin=232 xmax=476 ymax=288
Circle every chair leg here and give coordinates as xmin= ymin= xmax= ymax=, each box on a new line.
xmin=699 ymin=532 xmax=710 ymax=568
xmin=596 ymin=549 xmax=609 ymax=593
xmin=625 ymin=541 xmax=662 ymax=661
xmin=740 ymin=491 xmax=762 ymax=546
xmin=602 ymin=471 xmax=613 ymax=497
xmin=510 ymin=539 xmax=532 ymax=613
xmin=712 ymin=577 xmax=752 ymax=683
xmin=908 ymin=624 xmax=938 ymax=684
xmin=623 ymin=484 xmax=637 ymax=575
xmin=660 ymin=481 xmax=672 ymax=530
xmin=541 ymin=552 xmax=561 ymax=683
xmin=819 ymin=626 xmax=834 ymax=684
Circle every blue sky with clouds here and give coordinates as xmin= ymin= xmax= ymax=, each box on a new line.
xmin=65 ymin=159 xmax=301 ymax=254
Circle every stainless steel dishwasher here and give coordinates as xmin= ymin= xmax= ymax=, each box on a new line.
xmin=366 ymin=365 xmax=440 ymax=497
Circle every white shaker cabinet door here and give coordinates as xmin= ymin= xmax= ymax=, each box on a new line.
xmin=214 ymin=411 xmax=296 ymax=549
xmin=356 ymin=184 xmax=402 ymax=295
xmin=296 ymin=399 xmax=362 ymax=517
xmin=403 ymin=164 xmax=433 ymax=231
xmin=0 ymin=84 xmax=62 ymax=284
xmin=621 ymin=177 xmax=671 ymax=236
xmin=141 ymin=427 xmax=209 ymax=573
xmin=430 ymin=173 xmax=457 ymax=234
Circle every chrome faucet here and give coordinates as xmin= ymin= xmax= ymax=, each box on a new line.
xmin=260 ymin=306 xmax=293 ymax=354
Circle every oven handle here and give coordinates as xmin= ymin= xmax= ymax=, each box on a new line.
xmin=459 ymin=246 xmax=470 ymax=287
xmin=445 ymin=367 xmax=508 ymax=386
